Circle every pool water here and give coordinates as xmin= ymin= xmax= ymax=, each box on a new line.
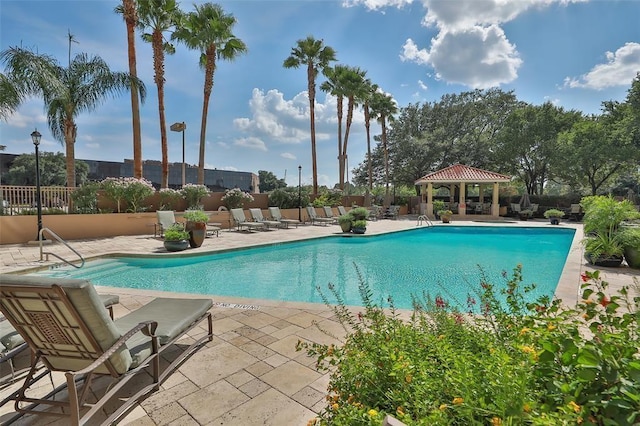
xmin=33 ymin=226 xmax=575 ymax=310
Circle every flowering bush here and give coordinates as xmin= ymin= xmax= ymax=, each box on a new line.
xmin=180 ymin=184 xmax=209 ymax=210
xmin=221 ymin=188 xmax=254 ymax=209
xmin=157 ymin=188 xmax=182 ymax=211
xmin=101 ymin=177 xmax=155 ymax=213
xmin=299 ymin=266 xmax=640 ymax=425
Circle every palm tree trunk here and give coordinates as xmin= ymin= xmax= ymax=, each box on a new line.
xmin=342 ymin=97 xmax=354 ymax=190
xmin=382 ymin=115 xmax=390 ymax=200
xmin=123 ymin=0 xmax=143 ymax=179
xmin=307 ymin=64 xmax=318 ymax=195
xmin=64 ymin=119 xmax=77 ymax=211
xmin=198 ymin=47 xmax=216 ymax=185
xmin=152 ymin=31 xmax=169 ymax=188
xmin=364 ymin=104 xmax=372 ymax=190
xmin=337 ymin=96 xmax=343 ymax=190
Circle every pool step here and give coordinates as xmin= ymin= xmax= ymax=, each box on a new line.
xmin=39 ymin=260 xmax=131 ymax=281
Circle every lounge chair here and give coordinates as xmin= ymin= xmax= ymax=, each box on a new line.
xmin=305 ymin=206 xmax=334 ymax=226
xmin=0 ymin=274 xmax=212 ymax=425
xmin=249 ymin=208 xmax=281 ymax=230
xmin=230 ymin=208 xmax=265 ymax=232
xmin=510 ymin=203 xmax=521 ymax=216
xmin=268 ymin=207 xmax=300 ymax=228
xmin=568 ymin=204 xmax=584 ymax=221
xmin=1 ymin=293 xmax=120 ymax=386
xmin=322 ymin=206 xmax=339 ymax=224
xmin=337 ymin=206 xmax=348 ymax=216
xmin=156 ymin=210 xmax=182 ymax=238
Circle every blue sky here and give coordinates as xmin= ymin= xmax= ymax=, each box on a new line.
xmin=1 ymin=0 xmax=639 ymax=187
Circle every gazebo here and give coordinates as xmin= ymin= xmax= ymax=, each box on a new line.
xmin=414 ymin=164 xmax=511 ymax=218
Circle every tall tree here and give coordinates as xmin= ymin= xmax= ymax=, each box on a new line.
xmin=115 ymin=0 xmax=144 ymax=179
xmin=258 ymin=170 xmax=287 ymax=192
xmin=0 ymin=73 xmax=25 ymax=121
xmin=283 ymin=36 xmax=336 ymax=195
xmin=362 ymin=80 xmax=378 ymax=190
xmin=0 ymin=46 xmax=145 ymax=189
xmin=320 ymin=65 xmax=348 ymax=190
xmin=369 ymin=91 xmax=397 ymax=202
xmin=340 ymin=66 xmax=367 ymax=190
xmin=137 ymin=0 xmax=180 ymax=188
xmin=173 ymin=3 xmax=247 ymax=185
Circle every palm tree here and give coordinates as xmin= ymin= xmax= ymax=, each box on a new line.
xmin=0 ymin=46 xmax=146 ymax=190
xmin=283 ymin=36 xmax=336 ymax=195
xmin=362 ymin=79 xmax=378 ymax=190
xmin=137 ymin=0 xmax=180 ymax=188
xmin=340 ymin=66 xmax=367 ymax=190
xmin=173 ymin=3 xmax=247 ymax=185
xmin=0 ymin=72 xmax=24 ymax=121
xmin=320 ymin=65 xmax=348 ymax=189
xmin=115 ymin=0 xmax=144 ymax=179
xmin=370 ymin=91 xmax=397 ymax=203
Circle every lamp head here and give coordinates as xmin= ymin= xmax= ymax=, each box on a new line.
xmin=31 ymin=129 xmax=42 ymax=146
xmin=298 ymin=165 xmax=301 ymax=171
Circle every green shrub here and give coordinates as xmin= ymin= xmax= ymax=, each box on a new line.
xmin=268 ymin=187 xmax=310 ymax=209
xmin=182 ymin=209 xmax=209 ymax=223
xmin=220 ymin=187 xmax=253 ymax=209
xmin=543 ymin=208 xmax=565 ymax=218
xmin=349 ymin=207 xmax=369 ymax=221
xmin=299 ymin=266 xmax=640 ymax=425
xmin=181 ymin=184 xmax=210 ymax=210
xmin=163 ymin=224 xmax=189 ymax=241
xmin=312 ymin=190 xmax=344 ymax=208
xmin=71 ymin=182 xmax=100 ymax=214
xmin=352 ymin=219 xmax=367 ymax=229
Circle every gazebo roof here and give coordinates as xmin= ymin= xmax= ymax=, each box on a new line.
xmin=415 ymin=164 xmax=511 ymax=184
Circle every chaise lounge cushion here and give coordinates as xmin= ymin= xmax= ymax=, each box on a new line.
xmin=114 ymin=297 xmax=213 ymax=367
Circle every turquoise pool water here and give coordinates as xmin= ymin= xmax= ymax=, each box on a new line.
xmin=33 ymin=226 xmax=575 ymax=310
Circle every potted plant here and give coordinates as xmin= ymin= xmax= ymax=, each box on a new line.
xmin=183 ymin=210 xmax=209 ymax=248
xmin=338 ymin=214 xmax=353 ymax=233
xmin=349 ymin=207 xmax=369 ymax=221
xmin=583 ymin=231 xmax=625 ymax=267
xmin=438 ymin=210 xmax=453 ymax=223
xmin=163 ymin=224 xmax=189 ymax=252
xmin=351 ymin=219 xmax=367 ymax=234
xmin=433 ymin=200 xmax=446 ymax=219
xmin=620 ymin=226 xmax=640 ymax=269
xmin=543 ymin=208 xmax=565 ymax=225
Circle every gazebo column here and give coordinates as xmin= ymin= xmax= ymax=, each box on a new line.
xmin=426 ymin=182 xmax=433 ymax=216
xmin=459 ymin=182 xmax=466 ymax=215
xmin=478 ymin=185 xmax=484 ymax=204
xmin=492 ymin=182 xmax=500 ymax=216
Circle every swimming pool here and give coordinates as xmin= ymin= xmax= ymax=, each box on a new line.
xmin=32 ymin=226 xmax=575 ymax=310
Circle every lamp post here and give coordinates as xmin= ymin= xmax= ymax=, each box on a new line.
xmin=170 ymin=122 xmax=186 ymax=186
xmin=31 ymin=129 xmax=44 ymax=241
xmin=298 ymin=165 xmax=302 ymax=222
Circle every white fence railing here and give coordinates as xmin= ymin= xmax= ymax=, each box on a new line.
xmin=0 ymin=185 xmax=74 ymax=215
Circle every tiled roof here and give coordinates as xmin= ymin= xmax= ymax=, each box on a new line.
xmin=415 ymin=164 xmax=511 ymax=184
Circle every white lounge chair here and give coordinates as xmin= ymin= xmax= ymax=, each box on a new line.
xmin=230 ymin=208 xmax=265 ymax=232
xmin=322 ymin=206 xmax=339 ymax=224
xmin=249 ymin=208 xmax=281 ymax=230
xmin=155 ymin=210 xmax=182 ymax=238
xmin=0 ymin=274 xmax=212 ymax=425
xmin=268 ymin=207 xmax=300 ymax=228
xmin=305 ymin=207 xmax=334 ymax=226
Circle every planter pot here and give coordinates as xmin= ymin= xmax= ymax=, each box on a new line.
xmin=339 ymin=222 xmax=352 ymax=233
xmin=624 ymin=246 xmax=640 ymax=269
xmin=549 ymin=217 xmax=560 ymax=225
xmin=584 ymin=252 xmax=624 ymax=267
xmin=185 ymin=221 xmax=207 ymax=248
xmin=164 ymin=239 xmax=189 ymax=252
xmin=441 ymin=217 xmax=451 ymax=224
xmin=351 ymin=227 xmax=366 ymax=234
xmin=519 ymin=214 xmax=529 ymax=221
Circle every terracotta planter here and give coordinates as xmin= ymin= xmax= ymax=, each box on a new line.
xmin=441 ymin=217 xmax=451 ymax=224
xmin=185 ymin=221 xmax=207 ymax=248
xmin=163 ymin=240 xmax=189 ymax=252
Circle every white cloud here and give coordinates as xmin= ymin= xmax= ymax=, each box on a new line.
xmin=400 ymin=39 xmax=430 ymax=65
xmin=563 ymin=42 xmax=640 ymax=90
xmin=342 ymin=0 xmax=414 ymax=11
xmin=281 ymin=152 xmax=296 ymax=160
xmin=418 ymin=80 xmax=428 ymax=90
xmin=220 ymin=166 xmax=239 ymax=171
xmin=234 ymin=137 xmax=268 ymax=151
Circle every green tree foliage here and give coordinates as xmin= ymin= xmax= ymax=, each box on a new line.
xmin=4 ymin=152 xmax=88 ymax=186
xmin=268 ymin=186 xmax=310 ymax=209
xmin=258 ymin=170 xmax=287 ymax=192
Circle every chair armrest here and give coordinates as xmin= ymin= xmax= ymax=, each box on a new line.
xmin=69 ymin=321 xmax=158 ymax=377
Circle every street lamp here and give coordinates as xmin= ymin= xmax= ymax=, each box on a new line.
xmin=298 ymin=165 xmax=302 ymax=222
xmin=31 ymin=129 xmax=44 ymax=241
xmin=170 ymin=122 xmax=186 ymax=186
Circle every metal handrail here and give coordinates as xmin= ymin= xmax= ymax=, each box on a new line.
xmin=39 ymin=227 xmax=85 ymax=269
xmin=416 ymin=215 xmax=433 ymax=226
